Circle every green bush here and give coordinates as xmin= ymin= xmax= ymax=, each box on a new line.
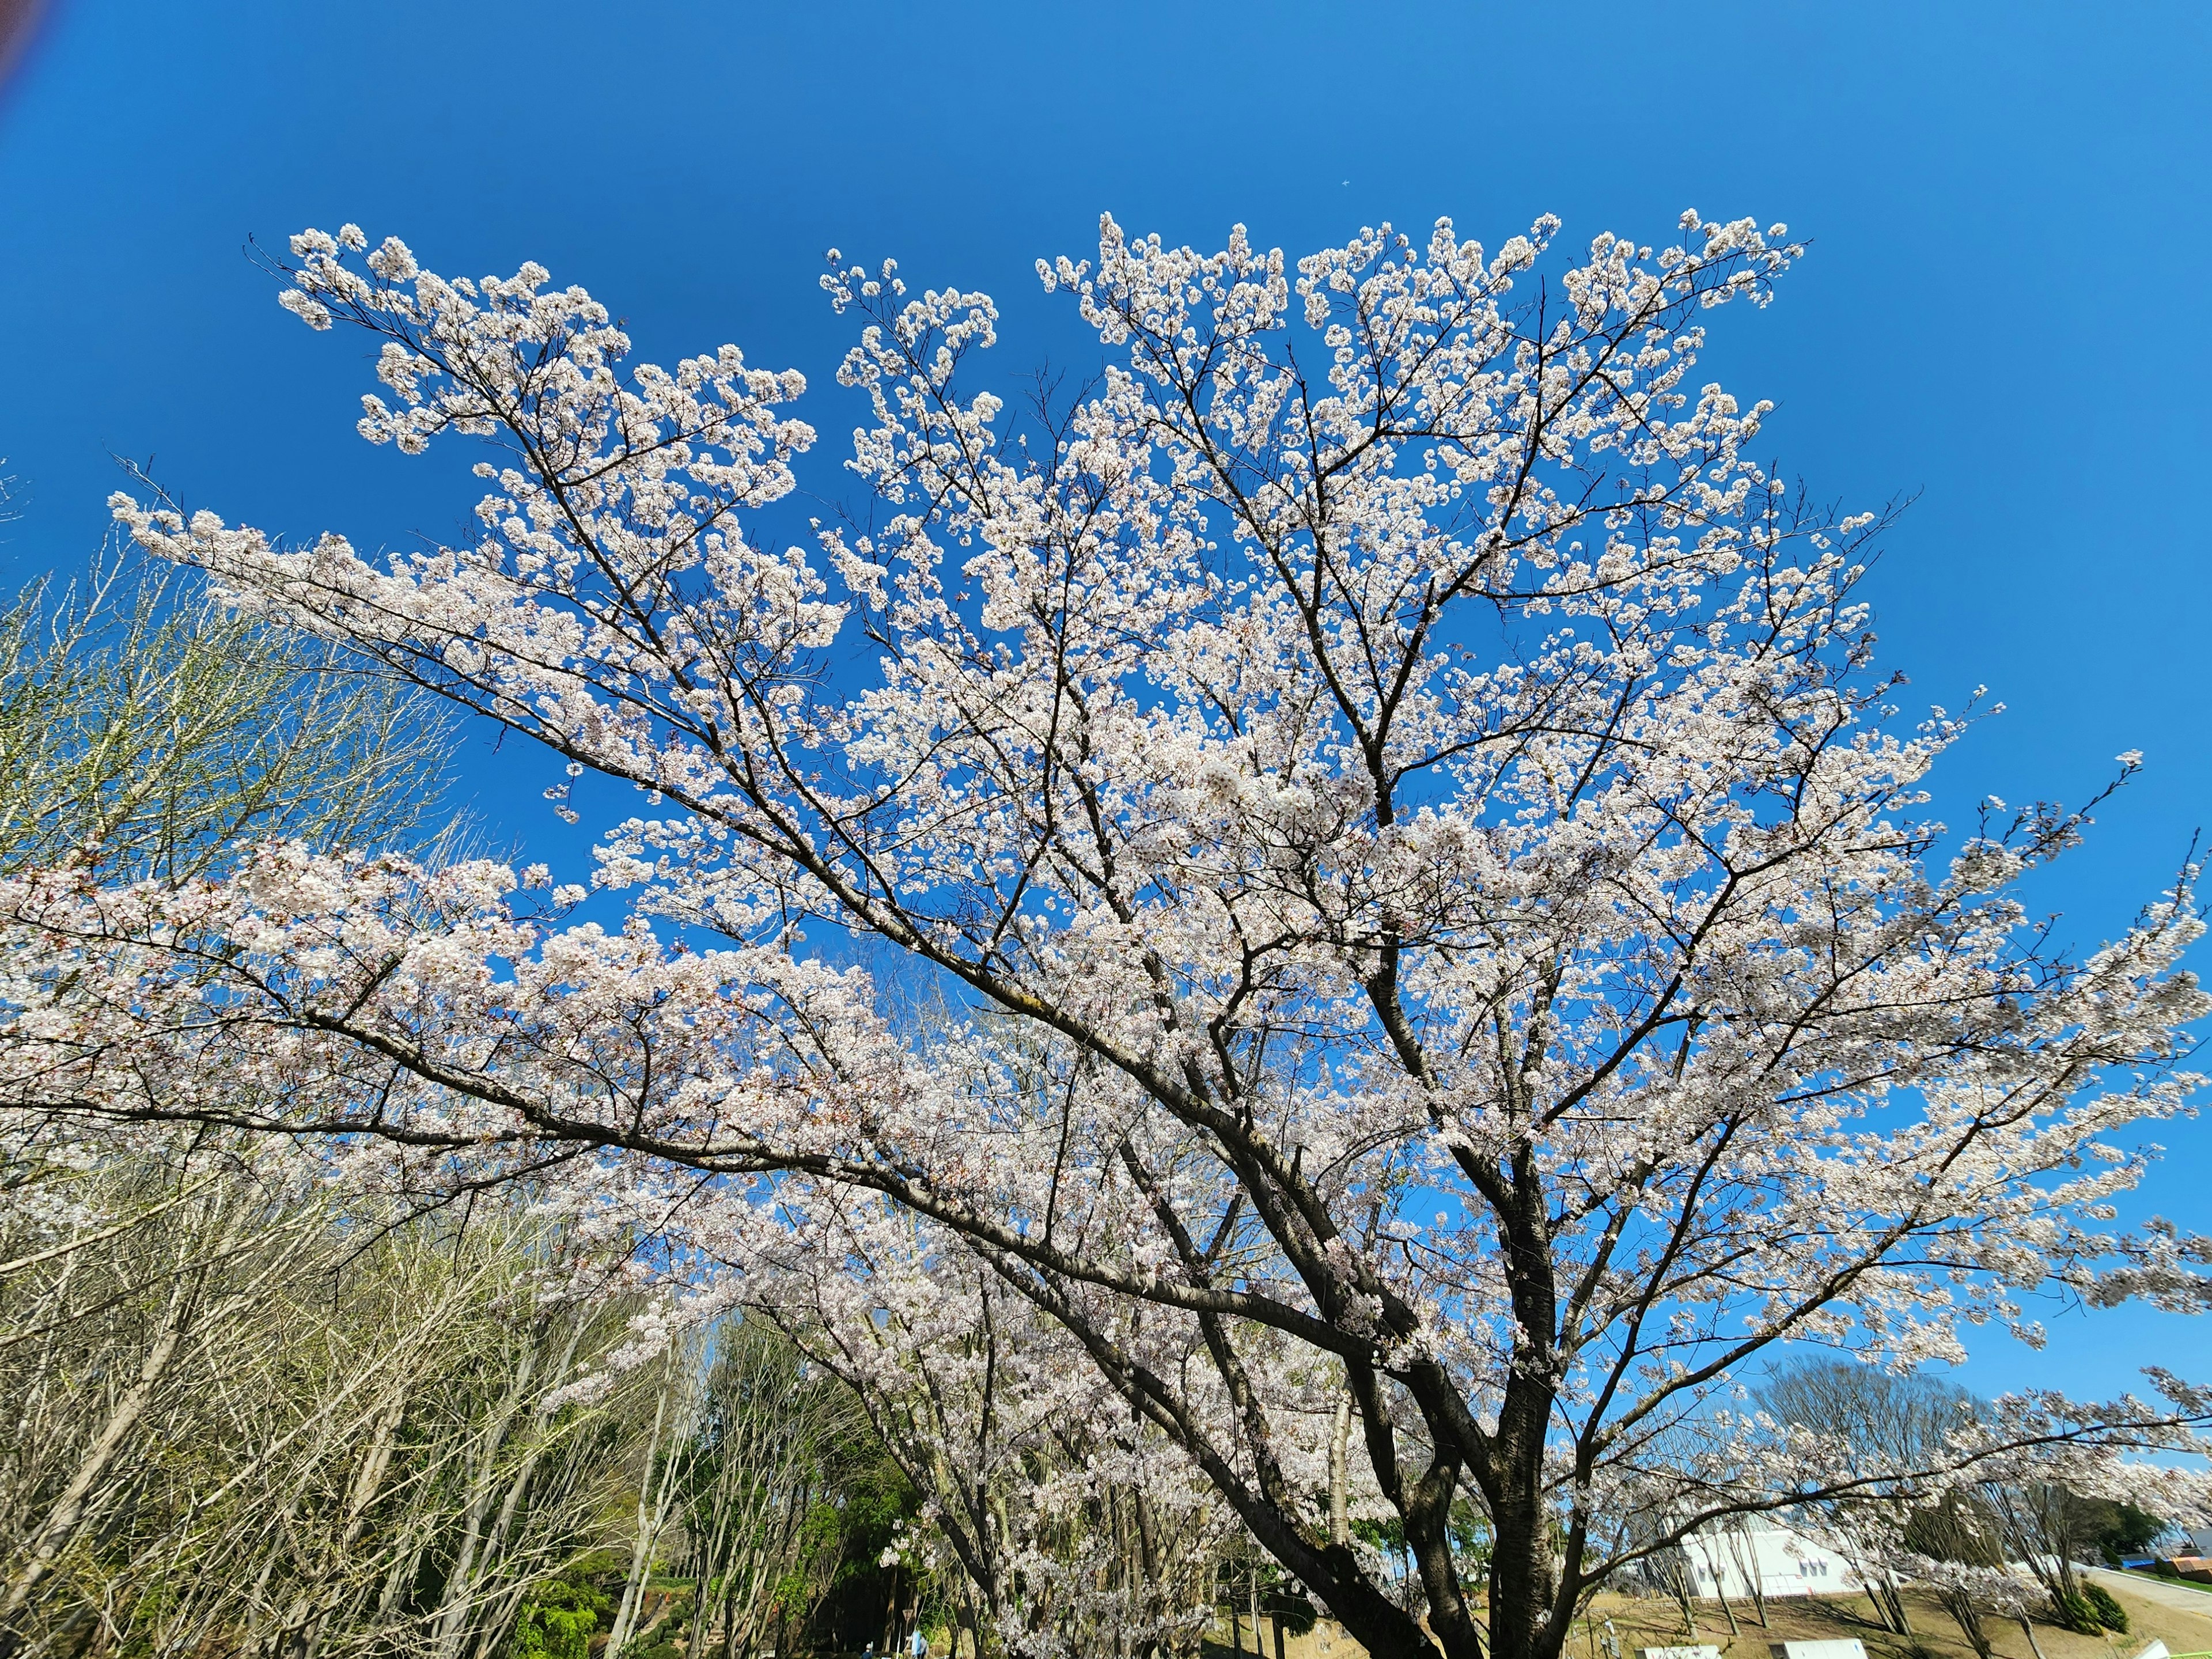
xmin=2049 ymin=1591 xmax=2102 ymax=1635
xmin=2082 ymin=1582 xmax=2129 ymax=1634
xmin=510 ymin=1578 xmax=612 ymax=1659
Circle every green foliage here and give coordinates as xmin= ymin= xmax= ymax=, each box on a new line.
xmin=1349 ymin=1516 xmax=1406 ymax=1553
xmin=808 ymin=1455 xmax=925 ymax=1654
xmin=2088 ymin=1502 xmax=2169 ymax=1565
xmin=510 ymin=1576 xmax=612 ymax=1659
xmin=2048 ymin=1591 xmax=2107 ymax=1636
xmin=2081 ymin=1582 xmax=2129 ymax=1635
xmin=623 ymin=1589 xmax=694 ymax=1659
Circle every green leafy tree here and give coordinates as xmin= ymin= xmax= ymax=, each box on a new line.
xmin=512 ymin=1575 xmax=613 ymax=1659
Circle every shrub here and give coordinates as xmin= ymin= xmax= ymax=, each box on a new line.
xmin=512 ymin=1579 xmax=612 ymax=1659
xmin=2082 ymin=1582 xmax=2129 ymax=1634
xmin=2049 ymin=1591 xmax=2102 ymax=1635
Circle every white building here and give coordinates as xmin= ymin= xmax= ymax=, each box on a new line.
xmin=1677 ymin=1520 xmax=1864 ymax=1600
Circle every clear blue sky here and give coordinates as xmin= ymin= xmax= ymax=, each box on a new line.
xmin=2 ymin=1 xmax=2207 ymax=1401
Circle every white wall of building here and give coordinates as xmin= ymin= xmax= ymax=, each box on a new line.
xmin=1679 ymin=1522 xmax=1863 ymax=1600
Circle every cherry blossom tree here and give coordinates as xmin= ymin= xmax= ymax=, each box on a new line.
xmin=7 ymin=207 xmax=2211 ymax=1659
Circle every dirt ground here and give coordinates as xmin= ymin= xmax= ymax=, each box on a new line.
xmin=1210 ymin=1579 xmax=2212 ymax=1659
xmin=1570 ymin=1580 xmax=2212 ymax=1659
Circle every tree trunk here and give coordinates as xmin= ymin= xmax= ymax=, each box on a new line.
xmin=431 ymin=1325 xmax=546 ymax=1659
xmin=1329 ymin=1388 xmax=1353 ymax=1548
xmin=1878 ymin=1572 xmax=1913 ymax=1636
xmin=0 ymin=1270 xmax=194 ymax=1638
xmin=1668 ymin=1556 xmax=1696 ymax=1638
xmin=291 ymin=1387 xmax=411 ymax=1659
xmin=1935 ymin=1589 xmax=1991 ymax=1659
xmin=607 ymin=1358 xmax=679 ymax=1659
xmin=468 ymin=1317 xmax=588 ymax=1638
xmin=1487 ymin=1486 xmax=1556 ymax=1659
xmin=1729 ymin=1524 xmax=1767 ymax=1627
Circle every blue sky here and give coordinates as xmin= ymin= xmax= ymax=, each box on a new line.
xmin=2 ymin=0 xmax=2208 ymax=1401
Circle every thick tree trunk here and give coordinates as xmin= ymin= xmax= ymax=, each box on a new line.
xmin=1485 ymin=1480 xmax=1555 ymax=1659
xmin=1479 ymin=1172 xmax=1564 ymax=1659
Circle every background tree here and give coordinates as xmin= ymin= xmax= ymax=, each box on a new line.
xmin=0 ymin=534 xmax=447 ymax=883
xmin=0 ymin=1129 xmax=673 ymax=1659
xmin=1763 ymin=1361 xmax=2160 ymax=1652
xmin=0 ymin=546 xmax=675 ymax=1659
xmin=676 ymin=1317 xmax=874 ymax=1659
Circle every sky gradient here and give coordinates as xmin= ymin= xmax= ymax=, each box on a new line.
xmin=2 ymin=0 xmax=2207 ymax=1400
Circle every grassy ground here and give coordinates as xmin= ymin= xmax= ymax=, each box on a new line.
xmin=1211 ymin=1581 xmax=2212 ymax=1659
xmin=1567 ymin=1582 xmax=2212 ymax=1659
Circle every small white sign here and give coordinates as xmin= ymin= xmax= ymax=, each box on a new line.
xmin=1770 ymin=1643 xmax=1868 ymax=1659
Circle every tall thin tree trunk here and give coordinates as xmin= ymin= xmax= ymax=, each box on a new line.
xmin=607 ymin=1358 xmax=679 ymax=1659
xmin=289 ymin=1386 xmax=410 ymax=1659
xmin=469 ymin=1316 xmax=588 ymax=1631
xmin=431 ymin=1320 xmax=546 ymax=1659
xmin=0 ymin=1270 xmax=195 ymax=1638
xmin=1329 ymin=1387 xmax=1353 ymax=1549
xmin=1729 ymin=1524 xmax=1767 ymax=1627
xmin=1881 ymin=1573 xmax=1914 ymax=1636
xmin=1668 ymin=1554 xmax=1697 ymax=1637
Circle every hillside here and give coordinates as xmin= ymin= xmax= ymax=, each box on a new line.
xmin=1207 ymin=1580 xmax=2212 ymax=1659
